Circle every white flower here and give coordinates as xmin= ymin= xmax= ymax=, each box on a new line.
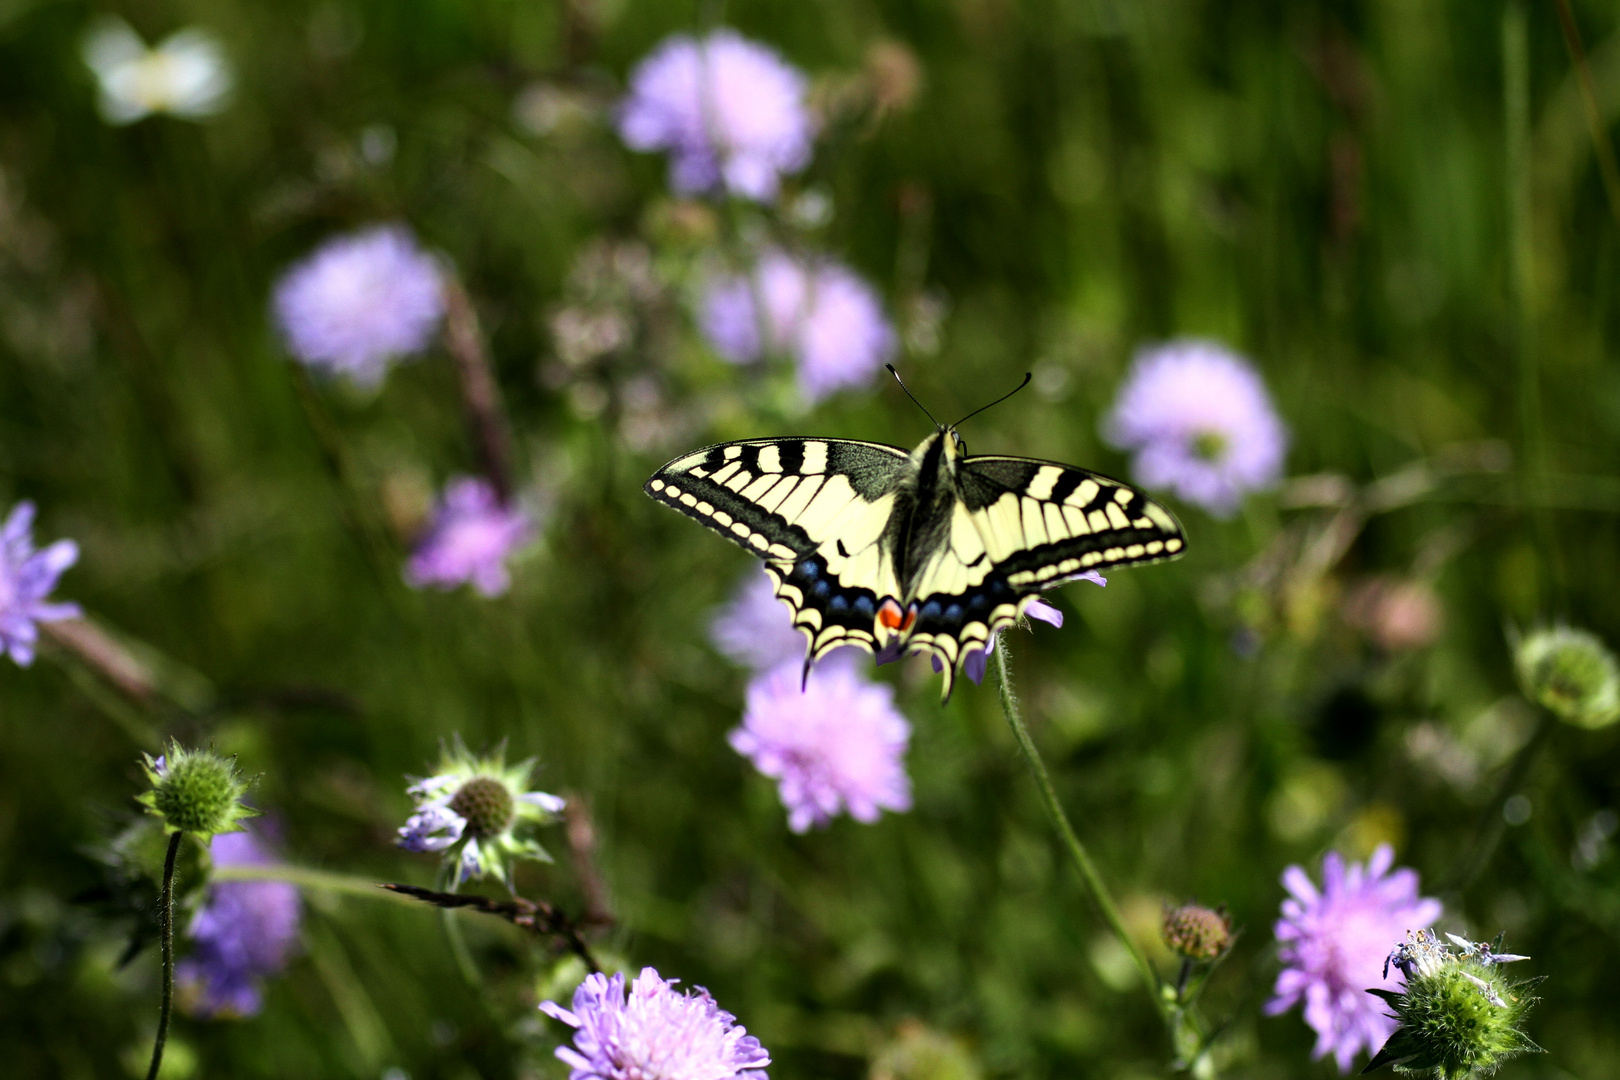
xmin=82 ymin=17 xmax=232 ymax=126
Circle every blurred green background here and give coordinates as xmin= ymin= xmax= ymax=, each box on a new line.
xmin=2 ymin=0 xmax=1619 ymax=1077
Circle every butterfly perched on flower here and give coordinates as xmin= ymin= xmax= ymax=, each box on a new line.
xmin=646 ymin=371 xmax=1187 ymax=698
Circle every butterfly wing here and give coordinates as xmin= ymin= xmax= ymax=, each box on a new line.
xmin=899 ymin=455 xmax=1187 ymax=694
xmin=646 ymin=438 xmax=912 ymax=660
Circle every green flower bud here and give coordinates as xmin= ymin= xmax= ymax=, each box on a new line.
xmin=1363 ymin=931 xmax=1542 ymax=1079
xmin=1513 ymin=626 xmax=1620 ymax=729
xmin=136 ymin=742 xmax=255 ymax=838
xmin=1161 ymin=902 xmax=1232 ymax=962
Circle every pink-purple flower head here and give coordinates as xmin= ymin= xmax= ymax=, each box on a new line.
xmin=710 ymin=568 xmax=807 ymax=672
xmin=178 ymin=827 xmax=301 ymax=1018
xmin=701 ymin=249 xmax=896 ymax=404
xmin=542 ymin=967 xmax=770 ymax=1080
xmin=619 ymin=29 xmax=815 ymax=203
xmin=1101 ymin=339 xmax=1287 ymax=518
xmin=1266 ymin=843 xmax=1442 ymax=1073
xmin=273 ymin=224 xmax=445 ymax=389
xmin=405 ymin=476 xmax=537 ymax=598
xmin=0 ymin=501 xmax=81 ymax=666
xmin=731 ymin=658 xmax=911 ymax=833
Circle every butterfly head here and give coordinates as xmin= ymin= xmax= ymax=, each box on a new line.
xmin=887 ymin=365 xmax=1028 ymax=463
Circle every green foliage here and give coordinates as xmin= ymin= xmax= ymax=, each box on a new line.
xmin=0 ymin=1 xmax=1618 ymax=1078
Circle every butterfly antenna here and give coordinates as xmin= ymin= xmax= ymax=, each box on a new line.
xmin=886 ymin=364 xmax=942 ymax=430
xmin=950 ymin=371 xmax=1032 ymax=429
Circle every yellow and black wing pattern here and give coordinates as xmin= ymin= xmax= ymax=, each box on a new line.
xmin=897 ymin=456 xmax=1186 ymax=695
xmin=647 ymin=438 xmax=1187 ymax=699
xmin=645 ymin=438 xmax=913 ymax=660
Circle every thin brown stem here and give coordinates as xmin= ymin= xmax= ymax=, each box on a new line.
xmin=382 ymin=883 xmax=604 ymax=974
xmin=441 ymin=276 xmax=516 ymax=503
xmin=144 ymin=831 xmax=183 ymax=1080
xmin=1552 ymin=0 xmax=1620 ymax=230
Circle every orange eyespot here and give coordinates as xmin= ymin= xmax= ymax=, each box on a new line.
xmin=876 ymin=599 xmax=917 ymax=634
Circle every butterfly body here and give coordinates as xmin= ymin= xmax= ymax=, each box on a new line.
xmin=646 ymin=427 xmax=1185 ymax=698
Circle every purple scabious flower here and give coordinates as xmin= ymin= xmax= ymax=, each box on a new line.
xmin=397 ymin=736 xmax=565 ymax=885
xmin=1101 ymin=339 xmax=1287 ymax=518
xmin=541 ymin=967 xmax=770 ymax=1080
xmin=405 ymin=476 xmax=537 ymax=598
xmin=0 ymin=501 xmax=81 ymax=666
xmin=701 ymin=249 xmax=896 ymax=403
xmin=710 ymin=569 xmax=807 ymax=672
xmin=619 ymin=30 xmax=815 ymax=203
xmin=273 ymin=224 xmax=444 ymax=388
xmin=178 ymin=828 xmax=301 ymax=1018
xmin=730 ymin=659 xmax=911 ymax=833
xmin=1266 ymin=844 xmax=1442 ymax=1073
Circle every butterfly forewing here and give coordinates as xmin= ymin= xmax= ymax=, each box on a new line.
xmin=645 ymin=438 xmax=912 ymax=657
xmin=955 ymin=455 xmax=1186 ymax=582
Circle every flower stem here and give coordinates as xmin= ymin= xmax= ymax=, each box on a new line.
xmin=144 ymin=831 xmax=182 ymax=1080
xmin=437 ymin=863 xmax=482 ymax=988
xmin=1551 ymin=0 xmax=1620 ymax=230
xmin=992 ymin=640 xmax=1166 ymax=1017
xmin=441 ymin=275 xmax=516 ymax=503
xmin=211 ymin=863 xmax=423 ymax=903
xmin=1443 ymin=708 xmax=1556 ymax=891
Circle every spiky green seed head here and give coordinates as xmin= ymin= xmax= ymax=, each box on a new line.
xmin=1161 ymin=902 xmax=1232 ymax=962
xmin=1514 ymin=626 xmax=1620 ymax=729
xmin=1363 ymin=938 xmax=1542 ymax=1079
xmin=136 ymin=742 xmax=256 ymax=838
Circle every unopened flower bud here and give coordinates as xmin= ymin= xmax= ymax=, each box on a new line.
xmin=1514 ymin=626 xmax=1620 ymax=729
xmin=137 ymin=742 xmax=255 ymax=837
xmin=1363 ymin=930 xmax=1542 ymax=1078
xmin=1161 ymin=902 xmax=1231 ymax=962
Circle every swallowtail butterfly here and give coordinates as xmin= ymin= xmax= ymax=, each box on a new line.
xmin=645 ymin=373 xmax=1187 ymax=699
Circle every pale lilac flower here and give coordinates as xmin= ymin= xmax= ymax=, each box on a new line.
xmin=730 ymin=659 xmax=910 ymax=833
xmin=405 ymin=477 xmax=536 ymax=598
xmin=541 ymin=967 xmax=769 ymax=1080
xmin=397 ymin=737 xmax=564 ymax=885
xmin=619 ymin=30 xmax=815 ymax=202
xmin=710 ymin=569 xmax=807 ymax=671
xmin=1266 ymin=844 xmax=1442 ymax=1073
xmin=178 ymin=828 xmax=300 ymax=1018
xmin=1101 ymin=339 xmax=1287 ymax=517
xmin=0 ymin=501 xmax=80 ymax=667
xmin=701 ymin=249 xmax=895 ymax=403
xmin=273 ymin=225 xmax=444 ymax=388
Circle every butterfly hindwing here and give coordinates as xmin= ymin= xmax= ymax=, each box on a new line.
xmin=896 ymin=456 xmax=1186 ymax=693
xmin=646 ymin=438 xmax=911 ymax=657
